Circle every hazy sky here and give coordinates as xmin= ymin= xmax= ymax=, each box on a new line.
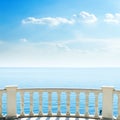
xmin=0 ymin=0 xmax=120 ymax=67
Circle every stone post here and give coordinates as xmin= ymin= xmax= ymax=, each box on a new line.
xmin=6 ymin=86 xmax=17 ymax=117
xmin=102 ymin=86 xmax=114 ymax=120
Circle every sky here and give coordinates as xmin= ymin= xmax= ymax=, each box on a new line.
xmin=0 ymin=0 xmax=120 ymax=67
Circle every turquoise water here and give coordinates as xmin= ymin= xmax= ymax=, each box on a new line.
xmin=0 ymin=67 xmax=120 ymax=89
xmin=0 ymin=68 xmax=120 ymax=116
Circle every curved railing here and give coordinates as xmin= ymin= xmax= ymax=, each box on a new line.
xmin=17 ymin=88 xmax=102 ymax=118
xmin=0 ymin=86 xmax=120 ymax=120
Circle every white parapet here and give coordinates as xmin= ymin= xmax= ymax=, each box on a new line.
xmin=0 ymin=86 xmax=117 ymax=119
xmin=102 ymin=86 xmax=114 ymax=120
xmin=6 ymin=86 xmax=18 ymax=117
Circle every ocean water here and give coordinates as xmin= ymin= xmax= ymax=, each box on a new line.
xmin=0 ymin=67 xmax=120 ymax=116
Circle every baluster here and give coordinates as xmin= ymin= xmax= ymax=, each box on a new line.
xmin=85 ymin=92 xmax=89 ymax=117
xmin=66 ymin=92 xmax=70 ymax=116
xmin=20 ymin=92 xmax=25 ymax=116
xmin=117 ymin=93 xmax=120 ymax=119
xmin=94 ymin=92 xmax=99 ymax=117
xmin=0 ymin=92 xmax=2 ymax=117
xmin=29 ymin=92 xmax=34 ymax=116
xmin=48 ymin=92 xmax=52 ymax=116
xmin=39 ymin=92 xmax=43 ymax=116
xmin=57 ymin=92 xmax=61 ymax=116
xmin=75 ymin=92 xmax=80 ymax=116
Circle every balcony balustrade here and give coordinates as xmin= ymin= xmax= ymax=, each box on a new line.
xmin=0 ymin=86 xmax=119 ymax=120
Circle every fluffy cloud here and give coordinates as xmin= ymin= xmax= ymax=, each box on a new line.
xmin=22 ymin=12 xmax=120 ymax=26
xmin=104 ymin=13 xmax=120 ymax=24
xmin=22 ymin=17 xmax=75 ymax=26
xmin=22 ymin=11 xmax=97 ymax=26
xmin=80 ymin=11 xmax=97 ymax=23
xmin=73 ymin=11 xmax=97 ymax=24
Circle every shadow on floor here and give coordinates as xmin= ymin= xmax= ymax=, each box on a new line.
xmin=20 ymin=117 xmax=97 ymax=120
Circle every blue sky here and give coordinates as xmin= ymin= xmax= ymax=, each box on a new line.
xmin=0 ymin=0 xmax=120 ymax=67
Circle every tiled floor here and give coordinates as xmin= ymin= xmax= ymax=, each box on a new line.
xmin=18 ymin=117 xmax=99 ymax=120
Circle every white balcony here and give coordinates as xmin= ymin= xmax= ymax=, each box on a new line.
xmin=0 ymin=86 xmax=119 ymax=120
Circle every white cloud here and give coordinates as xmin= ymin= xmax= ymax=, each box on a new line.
xmin=80 ymin=11 xmax=97 ymax=23
xmin=1 ymin=38 xmax=120 ymax=67
xmin=21 ymin=12 xmax=120 ymax=26
xmin=55 ymin=43 xmax=71 ymax=51
xmin=34 ymin=38 xmax=120 ymax=55
xmin=73 ymin=11 xmax=97 ymax=24
xmin=104 ymin=13 xmax=120 ymax=24
xmin=22 ymin=11 xmax=98 ymax=26
xmin=22 ymin=17 xmax=75 ymax=26
xmin=35 ymin=41 xmax=71 ymax=52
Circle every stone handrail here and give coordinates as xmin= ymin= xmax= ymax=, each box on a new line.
xmin=0 ymin=86 xmax=119 ymax=120
xmin=17 ymin=88 xmax=102 ymax=118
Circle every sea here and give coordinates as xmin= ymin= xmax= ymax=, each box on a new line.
xmin=0 ymin=67 xmax=120 ymax=116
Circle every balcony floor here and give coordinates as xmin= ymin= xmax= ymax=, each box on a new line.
xmin=17 ymin=117 xmax=100 ymax=120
